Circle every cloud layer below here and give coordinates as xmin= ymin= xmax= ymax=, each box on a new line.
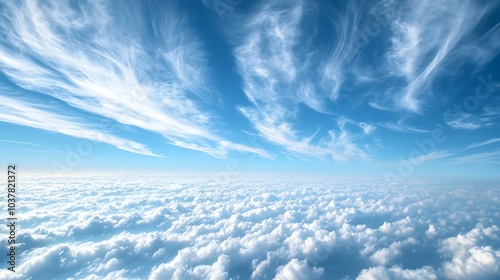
xmin=3 ymin=177 xmax=499 ymax=279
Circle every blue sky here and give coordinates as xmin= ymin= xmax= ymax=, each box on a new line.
xmin=0 ymin=0 xmax=499 ymax=178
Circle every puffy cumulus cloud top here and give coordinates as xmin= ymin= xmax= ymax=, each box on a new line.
xmin=2 ymin=176 xmax=499 ymax=279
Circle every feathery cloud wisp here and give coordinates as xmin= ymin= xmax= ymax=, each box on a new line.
xmin=0 ymin=95 xmax=159 ymax=157
xmin=383 ymin=0 xmax=496 ymax=112
xmin=232 ymin=0 xmax=369 ymax=161
xmin=0 ymin=0 xmax=269 ymax=159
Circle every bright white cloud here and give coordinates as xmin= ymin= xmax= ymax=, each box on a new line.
xmin=274 ymin=258 xmax=324 ymax=280
xmin=0 ymin=94 xmax=159 ymax=157
xmin=383 ymin=0 xmax=495 ymax=112
xmin=445 ymin=112 xmax=495 ymax=130
xmin=0 ymin=0 xmax=269 ymax=159
xmin=440 ymin=224 xmax=500 ymax=279
xmin=1 ymin=176 xmax=498 ymax=279
xmin=357 ymin=265 xmax=438 ymax=280
xmin=230 ymin=0 xmax=370 ymax=161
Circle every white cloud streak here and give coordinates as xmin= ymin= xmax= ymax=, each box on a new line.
xmin=452 ymin=150 xmax=500 ymax=165
xmin=466 ymin=138 xmax=500 ymax=150
xmin=409 ymin=151 xmax=452 ymax=164
xmin=231 ymin=0 xmax=370 ymax=161
xmin=0 ymin=0 xmax=270 ymax=159
xmin=383 ymin=0 xmax=497 ymax=112
xmin=0 ymin=95 xmax=159 ymax=157
xmin=446 ymin=112 xmax=498 ymax=130
xmin=0 ymin=139 xmax=41 ymax=146
xmin=378 ymin=122 xmax=430 ymax=133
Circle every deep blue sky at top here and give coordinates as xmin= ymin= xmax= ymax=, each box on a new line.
xmin=0 ymin=0 xmax=499 ymax=178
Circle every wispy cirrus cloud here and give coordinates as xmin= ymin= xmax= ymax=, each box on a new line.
xmin=380 ymin=0 xmax=499 ymax=112
xmin=466 ymin=138 xmax=500 ymax=150
xmin=2 ymin=0 xmax=498 ymax=165
xmin=223 ymin=0 xmax=499 ymax=161
xmin=319 ymin=0 xmax=392 ymax=102
xmin=409 ymin=151 xmax=452 ymax=164
xmin=0 ymin=94 xmax=159 ymax=157
xmin=0 ymin=0 xmax=270 ymax=159
xmin=451 ymin=150 xmax=500 ymax=165
xmin=445 ymin=112 xmax=497 ymax=130
xmin=378 ymin=121 xmax=430 ymax=133
xmin=0 ymin=139 xmax=41 ymax=146
xmin=230 ymin=0 xmax=370 ymax=161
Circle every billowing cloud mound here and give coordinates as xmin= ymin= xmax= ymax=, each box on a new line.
xmin=2 ymin=176 xmax=499 ymax=279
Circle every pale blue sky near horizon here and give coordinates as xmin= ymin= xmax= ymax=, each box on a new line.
xmin=0 ymin=0 xmax=500 ymax=178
